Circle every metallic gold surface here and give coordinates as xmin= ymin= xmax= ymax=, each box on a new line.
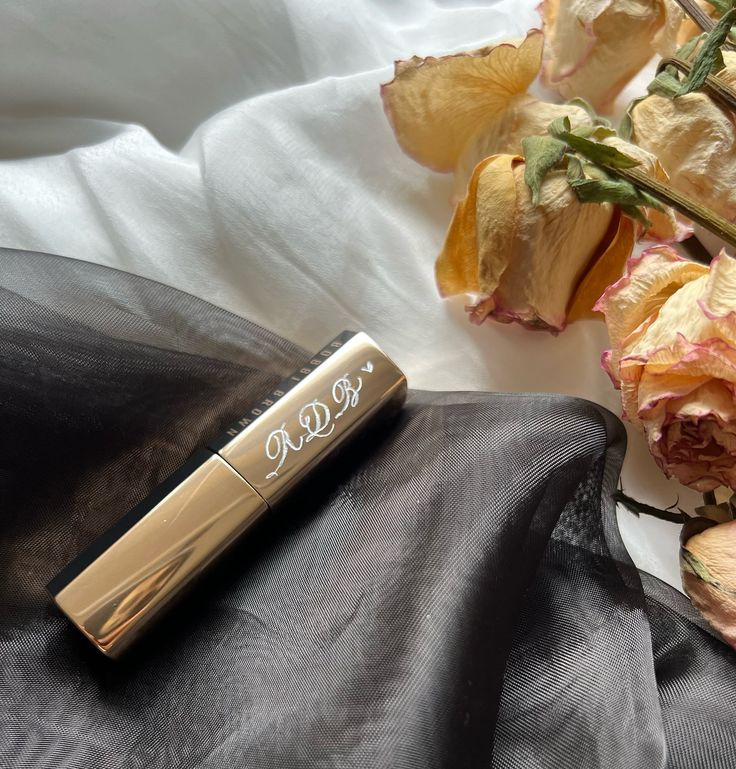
xmin=53 ymin=455 xmax=267 ymax=658
xmin=219 ymin=332 xmax=407 ymax=505
xmin=51 ymin=331 xmax=407 ymax=658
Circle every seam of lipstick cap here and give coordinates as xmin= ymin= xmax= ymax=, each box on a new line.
xmin=47 ymin=330 xmax=407 ymax=658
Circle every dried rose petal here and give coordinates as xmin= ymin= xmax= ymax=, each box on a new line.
xmin=681 ymin=518 xmax=736 ymax=650
xmin=598 ymin=246 xmax=736 ymax=491
xmin=542 ymin=0 xmax=684 ymax=113
xmin=630 ymin=52 xmax=736 ymax=223
xmin=381 ymin=29 xmax=590 ymax=192
xmin=436 ymin=154 xmax=633 ymax=331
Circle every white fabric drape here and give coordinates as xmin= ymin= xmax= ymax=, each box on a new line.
xmin=0 ymin=0 xmax=694 ymax=587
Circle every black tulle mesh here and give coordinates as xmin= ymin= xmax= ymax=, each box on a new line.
xmin=1 ymin=248 xmax=734 ymax=768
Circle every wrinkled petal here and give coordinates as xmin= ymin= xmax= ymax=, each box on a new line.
xmin=594 ymin=245 xmax=708 ymax=365
xmin=700 ymin=250 xmax=736 ymax=343
xmin=598 ymin=244 xmax=736 ymax=493
xmin=602 ymin=136 xmax=690 ymax=242
xmin=682 ymin=519 xmax=736 ymax=649
xmin=453 ymin=98 xmax=590 ymax=199
xmin=488 ymin=166 xmax=614 ymax=330
xmin=630 ymin=53 xmax=736 ymax=222
xmin=567 ymin=211 xmax=636 ymax=321
xmin=543 ymin=0 xmax=680 ymax=114
xmin=436 ymin=154 xmax=516 ymax=297
xmin=381 ymin=30 xmax=544 ymax=172
xmin=439 ymin=153 xmax=617 ymax=332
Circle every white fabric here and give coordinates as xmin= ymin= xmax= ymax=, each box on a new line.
xmin=0 ymin=0 xmax=696 ymax=588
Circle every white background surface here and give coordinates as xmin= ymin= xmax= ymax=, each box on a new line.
xmin=0 ymin=0 xmax=699 ymax=587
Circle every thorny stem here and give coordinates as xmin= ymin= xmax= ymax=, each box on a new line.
xmin=659 ymin=57 xmax=736 ymax=112
xmin=703 ymin=490 xmax=718 ymax=507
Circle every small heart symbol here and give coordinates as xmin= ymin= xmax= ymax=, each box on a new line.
xmin=361 ymin=361 xmax=374 ymax=373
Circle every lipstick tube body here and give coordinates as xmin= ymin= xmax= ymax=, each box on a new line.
xmin=48 ymin=331 xmax=406 ymax=658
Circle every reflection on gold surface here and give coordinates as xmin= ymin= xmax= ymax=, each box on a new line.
xmin=221 ymin=332 xmax=407 ymax=505
xmin=54 ymin=456 xmax=266 ymax=658
xmin=52 ymin=332 xmax=407 ymax=658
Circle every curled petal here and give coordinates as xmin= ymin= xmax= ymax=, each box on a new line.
xmin=699 ymin=250 xmax=736 ymax=344
xmin=438 ymin=154 xmax=617 ymax=332
xmin=543 ymin=0 xmax=679 ymax=114
xmin=567 ymin=211 xmax=636 ymax=321
xmin=453 ymin=98 xmax=590 ymax=200
xmin=381 ymin=30 xmax=544 ymax=172
xmin=630 ymin=53 xmax=736 ymax=222
xmin=436 ymin=155 xmax=517 ymax=298
xmin=595 ymin=245 xmax=708 ymax=365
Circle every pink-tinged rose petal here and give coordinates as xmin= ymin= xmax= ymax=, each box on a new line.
xmin=598 ymin=245 xmax=736 ymax=493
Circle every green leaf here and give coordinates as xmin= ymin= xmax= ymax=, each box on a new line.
xmin=548 ymin=114 xmax=641 ymax=170
xmin=704 ymin=0 xmax=733 ymax=16
xmin=548 ymin=115 xmax=572 ymax=140
xmin=678 ymin=7 xmax=736 ymax=95
xmin=648 ymin=68 xmax=682 ymax=99
xmin=619 ymin=95 xmax=647 ymax=141
xmin=521 ymin=136 xmax=567 ymax=206
xmin=564 ymin=132 xmax=641 ymax=169
xmin=619 ymin=204 xmax=653 ymax=230
xmin=569 ymin=177 xmax=663 ymax=210
xmin=566 ymin=155 xmax=585 ymax=183
xmin=565 ymin=97 xmax=612 ymax=127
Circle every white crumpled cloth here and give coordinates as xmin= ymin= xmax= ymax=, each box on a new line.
xmin=0 ymin=0 xmax=697 ymax=587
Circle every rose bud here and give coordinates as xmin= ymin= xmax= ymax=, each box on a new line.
xmin=541 ymin=0 xmax=683 ymax=113
xmin=380 ymin=30 xmax=590 ymax=194
xmin=629 ymin=52 xmax=736 ymax=222
xmin=435 ymin=154 xmax=636 ymax=331
xmin=596 ymin=245 xmax=736 ymax=491
xmin=681 ymin=518 xmax=736 ymax=650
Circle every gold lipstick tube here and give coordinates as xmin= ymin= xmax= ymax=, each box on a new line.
xmin=48 ymin=331 xmax=407 ymax=658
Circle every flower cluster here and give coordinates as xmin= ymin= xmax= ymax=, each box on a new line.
xmin=381 ymin=2 xmax=736 ymax=647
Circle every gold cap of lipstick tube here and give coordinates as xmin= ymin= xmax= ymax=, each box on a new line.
xmin=48 ymin=331 xmax=407 ymax=658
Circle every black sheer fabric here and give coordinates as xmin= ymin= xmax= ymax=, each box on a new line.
xmin=0 ymin=248 xmax=734 ymax=768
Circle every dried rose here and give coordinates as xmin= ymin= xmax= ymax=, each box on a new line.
xmin=628 ymin=51 xmax=736 ymax=222
xmin=597 ymin=245 xmax=736 ymax=491
xmin=380 ymin=30 xmax=590 ymax=192
xmin=681 ymin=518 xmax=736 ymax=650
xmin=436 ymin=153 xmax=636 ymax=331
xmin=542 ymin=0 xmax=684 ymax=114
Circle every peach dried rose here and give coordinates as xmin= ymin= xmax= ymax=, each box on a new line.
xmin=629 ymin=52 xmax=736 ymax=222
xmin=597 ymin=245 xmax=736 ymax=491
xmin=681 ymin=518 xmax=736 ymax=650
xmin=542 ymin=0 xmax=684 ymax=114
xmin=436 ymin=154 xmax=635 ymax=331
xmin=380 ymin=30 xmax=590 ymax=191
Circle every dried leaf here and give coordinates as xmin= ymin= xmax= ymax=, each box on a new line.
xmin=569 ymin=177 xmax=664 ymax=211
xmin=521 ymin=135 xmax=567 ymax=206
xmin=648 ymin=67 xmax=682 ymax=98
xmin=678 ymin=8 xmax=736 ymax=95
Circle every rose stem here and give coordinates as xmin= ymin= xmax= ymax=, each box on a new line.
xmin=672 ymin=0 xmax=736 ymax=50
xmin=659 ymin=57 xmax=736 ymax=113
xmin=602 ymin=165 xmax=736 ymax=251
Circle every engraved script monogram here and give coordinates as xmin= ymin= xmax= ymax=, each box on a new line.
xmin=264 ymin=363 xmax=371 ymax=479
